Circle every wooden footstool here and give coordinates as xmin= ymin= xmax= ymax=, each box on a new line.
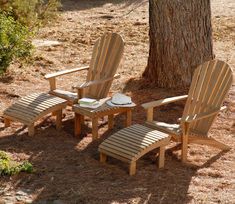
xmin=3 ymin=93 xmax=67 ymax=136
xmin=99 ymin=124 xmax=170 ymax=175
xmin=72 ymin=98 xmax=134 ymax=140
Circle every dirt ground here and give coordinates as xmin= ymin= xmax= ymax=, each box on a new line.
xmin=0 ymin=0 xmax=234 ymax=203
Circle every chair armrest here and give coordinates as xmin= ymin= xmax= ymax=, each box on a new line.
xmin=142 ymin=95 xmax=188 ymax=122
xmin=142 ymin=95 xmax=188 ymax=109
xmin=44 ymin=66 xmax=89 ymax=79
xmin=73 ymin=74 xmax=120 ymax=89
xmin=181 ymin=106 xmax=227 ymax=123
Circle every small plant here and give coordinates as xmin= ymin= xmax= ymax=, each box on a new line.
xmin=0 ymin=0 xmax=61 ymax=27
xmin=0 ymin=12 xmax=33 ymax=74
xmin=0 ymin=151 xmax=34 ymax=176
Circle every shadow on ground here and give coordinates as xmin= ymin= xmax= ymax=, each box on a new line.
xmin=61 ymin=0 xmax=146 ymax=12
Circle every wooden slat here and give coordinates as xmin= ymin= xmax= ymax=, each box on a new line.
xmin=104 ymin=140 xmax=139 ymax=154
xmin=107 ymin=137 xmax=144 ymax=151
xmin=132 ymin=124 xmax=169 ymax=139
xmin=24 ymin=95 xmax=66 ymax=105
xmin=119 ymin=129 xmax=158 ymax=144
xmin=4 ymin=108 xmax=35 ymax=120
xmin=106 ymin=140 xmax=141 ymax=154
xmin=98 ymin=148 xmax=131 ymax=163
xmin=99 ymin=144 xmax=134 ymax=160
xmin=190 ymin=60 xmax=216 ymax=129
xmin=4 ymin=114 xmax=31 ymax=125
xmin=99 ymin=125 xmax=170 ymax=168
xmin=142 ymin=95 xmax=188 ymax=109
xmin=3 ymin=93 xmax=67 ymax=131
xmin=183 ymin=65 xmax=202 ymax=116
xmin=121 ymin=126 xmax=166 ymax=141
xmin=86 ymin=33 xmax=124 ymax=99
xmin=45 ymin=66 xmax=89 ymax=79
xmin=110 ymin=132 xmax=152 ymax=147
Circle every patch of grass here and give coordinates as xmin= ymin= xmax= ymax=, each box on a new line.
xmin=0 ymin=151 xmax=33 ymax=176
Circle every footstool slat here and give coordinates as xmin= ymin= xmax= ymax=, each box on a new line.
xmin=99 ymin=124 xmax=170 ymax=175
xmin=99 ymin=144 xmax=134 ymax=160
xmin=99 ymin=149 xmax=131 ymax=163
xmin=5 ymin=105 xmax=40 ymax=117
xmin=4 ymin=109 xmax=35 ymax=122
xmin=3 ymin=93 xmax=67 ymax=136
xmin=115 ymin=131 xmax=156 ymax=145
xmin=24 ymin=95 xmax=65 ymax=106
xmin=106 ymin=138 xmax=143 ymax=152
xmin=101 ymin=140 xmax=139 ymax=155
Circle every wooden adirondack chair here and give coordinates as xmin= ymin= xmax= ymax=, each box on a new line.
xmin=45 ymin=33 xmax=130 ymax=139
xmin=142 ymin=60 xmax=233 ymax=162
xmin=45 ymin=33 xmax=124 ymax=104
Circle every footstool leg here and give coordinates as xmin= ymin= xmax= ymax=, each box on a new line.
xmin=125 ymin=109 xmax=132 ymax=127
xmin=28 ymin=124 xmax=35 ymax=136
xmin=108 ymin=114 xmax=114 ymax=130
xmin=4 ymin=118 xmax=11 ymax=128
xmin=55 ymin=110 xmax=62 ymax=130
xmin=92 ymin=117 xmax=98 ymax=140
xmin=74 ymin=113 xmax=82 ymax=137
xmin=158 ymin=146 xmax=165 ymax=168
xmin=129 ymin=161 xmax=136 ymax=176
xmin=100 ymin=152 xmax=107 ymax=163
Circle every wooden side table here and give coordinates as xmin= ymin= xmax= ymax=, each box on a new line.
xmin=72 ymin=98 xmax=134 ymax=140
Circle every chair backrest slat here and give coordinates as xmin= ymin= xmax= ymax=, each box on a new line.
xmin=182 ymin=60 xmax=233 ymax=136
xmin=86 ymin=33 xmax=124 ymax=99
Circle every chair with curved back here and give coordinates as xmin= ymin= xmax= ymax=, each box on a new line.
xmin=142 ymin=59 xmax=233 ymax=162
xmin=45 ymin=33 xmax=133 ymax=140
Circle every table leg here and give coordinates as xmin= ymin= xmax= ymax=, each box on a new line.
xmin=55 ymin=109 xmax=62 ymax=130
xmin=4 ymin=118 xmax=11 ymax=128
xmin=74 ymin=113 xmax=82 ymax=137
xmin=92 ymin=117 xmax=98 ymax=140
xmin=125 ymin=109 xmax=132 ymax=127
xmin=108 ymin=114 xmax=114 ymax=130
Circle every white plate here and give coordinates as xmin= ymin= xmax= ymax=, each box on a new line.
xmin=106 ymin=100 xmax=136 ymax=107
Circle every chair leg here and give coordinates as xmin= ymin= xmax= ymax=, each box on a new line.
xmin=100 ymin=152 xmax=107 ymax=163
xmin=108 ymin=114 xmax=114 ymax=130
xmin=28 ymin=124 xmax=35 ymax=136
xmin=125 ymin=109 xmax=132 ymax=127
xmin=182 ymin=122 xmax=190 ymax=163
xmin=55 ymin=110 xmax=62 ymax=130
xmin=74 ymin=113 xmax=82 ymax=137
xmin=92 ymin=117 xmax=98 ymax=140
xmin=129 ymin=161 xmax=136 ymax=176
xmin=4 ymin=118 xmax=11 ymax=128
xmin=158 ymin=146 xmax=165 ymax=168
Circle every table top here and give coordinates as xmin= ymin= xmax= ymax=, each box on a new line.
xmin=72 ymin=97 xmax=134 ymax=117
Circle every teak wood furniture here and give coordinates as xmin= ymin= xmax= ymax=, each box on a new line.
xmin=44 ymin=33 xmax=124 ymax=104
xmin=3 ymin=93 xmax=67 ymax=136
xmin=73 ymin=98 xmax=133 ymax=140
xmin=99 ymin=124 xmax=170 ymax=175
xmin=44 ymin=33 xmax=126 ymax=138
xmin=142 ymin=59 xmax=233 ymax=162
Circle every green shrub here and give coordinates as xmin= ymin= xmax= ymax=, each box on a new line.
xmin=0 ymin=12 xmax=33 ymax=74
xmin=0 ymin=151 xmax=34 ymax=176
xmin=0 ymin=0 xmax=61 ymax=27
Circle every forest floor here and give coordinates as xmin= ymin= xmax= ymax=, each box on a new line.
xmin=0 ymin=0 xmax=234 ymax=203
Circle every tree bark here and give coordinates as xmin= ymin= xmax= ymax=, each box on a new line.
xmin=143 ymin=0 xmax=214 ymax=88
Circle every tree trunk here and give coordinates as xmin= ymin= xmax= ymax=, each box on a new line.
xmin=143 ymin=0 xmax=214 ymax=88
